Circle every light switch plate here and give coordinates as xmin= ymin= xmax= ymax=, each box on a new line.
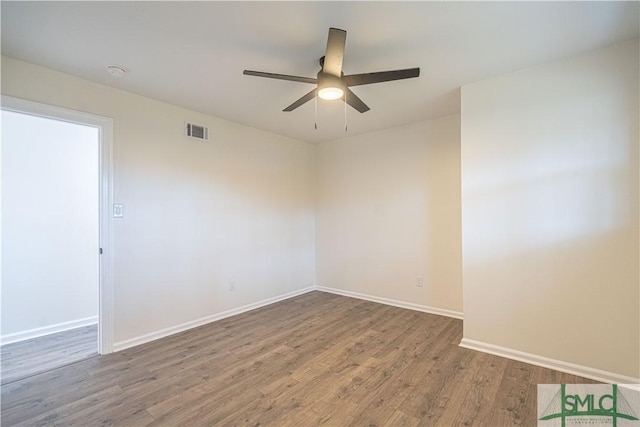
xmin=113 ymin=204 xmax=124 ymax=218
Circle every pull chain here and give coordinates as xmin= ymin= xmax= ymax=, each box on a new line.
xmin=314 ymin=91 xmax=318 ymax=130
xmin=344 ymin=95 xmax=348 ymax=132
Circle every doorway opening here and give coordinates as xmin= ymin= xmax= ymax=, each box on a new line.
xmin=1 ymin=96 xmax=113 ymax=384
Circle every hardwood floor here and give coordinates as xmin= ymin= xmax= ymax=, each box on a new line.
xmin=1 ymin=324 xmax=98 ymax=385
xmin=1 ymin=292 xmax=597 ymax=426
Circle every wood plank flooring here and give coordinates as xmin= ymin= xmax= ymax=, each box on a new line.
xmin=0 ymin=292 xmax=597 ymax=426
xmin=1 ymin=324 xmax=97 ymax=385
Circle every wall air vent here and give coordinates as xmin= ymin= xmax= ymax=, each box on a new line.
xmin=185 ymin=122 xmax=209 ymax=141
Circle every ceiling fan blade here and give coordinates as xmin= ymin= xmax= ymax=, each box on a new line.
xmin=243 ymin=70 xmax=317 ymax=85
xmin=344 ymin=88 xmax=370 ymax=113
xmin=283 ymin=89 xmax=317 ymax=112
xmin=323 ymin=28 xmax=346 ymax=77
xmin=343 ymin=68 xmax=420 ymax=87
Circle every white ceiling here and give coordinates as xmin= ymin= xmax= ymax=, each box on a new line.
xmin=2 ymin=1 xmax=638 ymax=143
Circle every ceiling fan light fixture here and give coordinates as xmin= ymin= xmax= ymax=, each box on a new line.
xmin=317 ymin=74 xmax=344 ymax=100
xmin=318 ymin=86 xmax=344 ymax=101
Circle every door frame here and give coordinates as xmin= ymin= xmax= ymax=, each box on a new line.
xmin=2 ymin=95 xmax=114 ymax=354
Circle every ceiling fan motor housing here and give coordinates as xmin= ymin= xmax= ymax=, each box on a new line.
xmin=317 ymin=72 xmax=345 ymax=100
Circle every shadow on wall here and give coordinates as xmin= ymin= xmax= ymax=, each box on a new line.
xmin=464 ymin=89 xmax=636 ymax=265
xmin=464 ymin=164 xmax=633 ymax=265
xmin=462 ymin=100 xmax=639 ymax=377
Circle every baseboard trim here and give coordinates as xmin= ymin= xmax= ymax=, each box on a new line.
xmin=112 ymin=287 xmax=315 ymax=352
xmin=1 ymin=316 xmax=98 ymax=345
xmin=316 ymin=285 xmax=463 ymax=320
xmin=459 ymin=338 xmax=640 ymax=385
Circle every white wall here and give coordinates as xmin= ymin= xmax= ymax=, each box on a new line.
xmin=316 ymin=116 xmax=463 ymax=315
xmin=1 ymin=110 xmax=99 ymax=340
xmin=1 ymin=56 xmax=316 ymax=348
xmin=461 ymin=39 xmax=639 ymax=379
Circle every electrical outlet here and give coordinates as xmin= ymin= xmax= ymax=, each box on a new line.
xmin=416 ymin=276 xmax=424 ymax=287
xmin=229 ymin=280 xmax=236 ymax=291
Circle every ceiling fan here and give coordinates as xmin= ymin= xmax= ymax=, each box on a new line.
xmin=243 ymin=28 xmax=420 ymax=113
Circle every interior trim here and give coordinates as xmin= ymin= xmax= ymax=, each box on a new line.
xmin=460 ymin=337 xmax=640 ymax=385
xmin=0 ymin=316 xmax=98 ymax=345
xmin=112 ymin=287 xmax=315 ymax=352
xmin=315 ymin=285 xmax=464 ymax=320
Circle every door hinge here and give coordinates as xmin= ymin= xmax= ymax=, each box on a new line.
xmin=99 ymin=248 xmax=103 ymax=255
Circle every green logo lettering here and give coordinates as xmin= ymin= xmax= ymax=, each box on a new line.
xmin=539 ymin=384 xmax=639 ymax=427
xmin=565 ymin=394 xmax=592 ymax=413
xmin=599 ymin=394 xmax=613 ymax=412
